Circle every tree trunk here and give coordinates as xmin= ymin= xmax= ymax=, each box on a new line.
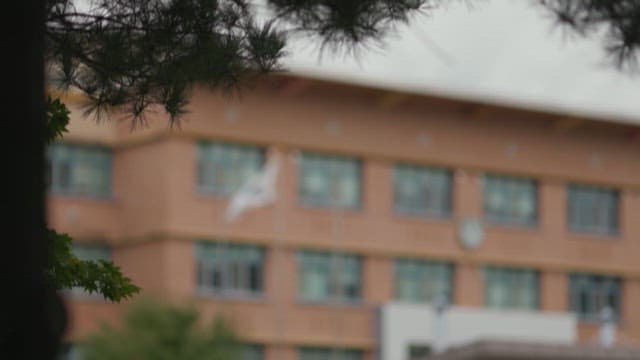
xmin=0 ymin=1 xmax=65 ymax=358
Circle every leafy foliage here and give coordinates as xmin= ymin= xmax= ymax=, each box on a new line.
xmin=44 ymin=0 xmax=430 ymax=125
xmin=45 ymin=99 xmax=139 ymax=302
xmin=539 ymin=0 xmax=640 ymax=71
xmin=47 ymin=229 xmax=140 ymax=302
xmin=268 ymin=0 xmax=429 ymax=54
xmin=45 ymin=96 xmax=71 ymax=144
xmin=81 ymin=300 xmax=242 ymax=360
xmin=44 ymin=0 xmax=640 ymax=126
xmin=46 ymin=0 xmax=286 ymax=125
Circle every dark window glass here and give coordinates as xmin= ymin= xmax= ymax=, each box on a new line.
xmin=196 ymin=242 xmax=264 ymax=297
xmin=197 ymin=141 xmax=264 ymax=196
xmin=299 ymin=347 xmax=362 ymax=360
xmin=48 ymin=143 xmax=112 ymax=198
xmin=299 ymin=153 xmax=361 ymax=209
xmin=485 ymin=267 xmax=539 ymax=310
xmin=570 ymin=274 xmax=621 ymax=321
xmin=408 ymin=344 xmax=431 ymax=360
xmin=394 ymin=164 xmax=452 ymax=217
xmin=484 ymin=175 xmax=537 ymax=226
xmin=568 ymin=184 xmax=619 ymax=235
xmin=395 ymin=259 xmax=453 ymax=304
xmin=243 ymin=344 xmax=264 ymax=360
xmin=298 ymin=251 xmax=362 ymax=303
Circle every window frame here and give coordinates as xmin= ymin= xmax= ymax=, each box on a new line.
xmin=57 ymin=343 xmax=82 ymax=360
xmin=393 ymin=163 xmax=453 ymax=219
xmin=567 ymin=184 xmax=620 ymax=237
xmin=298 ymin=152 xmax=363 ymax=211
xmin=483 ymin=174 xmax=538 ymax=228
xmin=407 ymin=344 xmax=432 ymax=360
xmin=569 ymin=273 xmax=622 ymax=323
xmin=394 ymin=258 xmax=454 ymax=304
xmin=47 ymin=143 xmax=113 ymax=199
xmin=484 ymin=266 xmax=539 ymax=311
xmin=195 ymin=241 xmax=265 ymax=299
xmin=242 ymin=344 xmax=264 ymax=360
xmin=196 ymin=140 xmax=266 ymax=198
xmin=298 ymin=347 xmax=363 ymax=360
xmin=297 ymin=250 xmax=363 ymax=305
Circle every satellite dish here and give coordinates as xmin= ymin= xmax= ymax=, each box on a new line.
xmin=458 ymin=218 xmax=484 ymax=250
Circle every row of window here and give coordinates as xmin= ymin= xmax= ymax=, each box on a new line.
xmin=198 ymin=142 xmax=620 ymax=236
xmin=48 ymin=142 xmax=621 ymax=236
xmin=74 ymin=241 xmax=621 ymax=321
xmin=192 ymin=242 xmax=621 ymax=321
xmin=59 ymin=343 xmax=361 ymax=360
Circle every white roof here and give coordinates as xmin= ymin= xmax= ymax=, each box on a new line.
xmin=283 ymin=0 xmax=640 ymax=126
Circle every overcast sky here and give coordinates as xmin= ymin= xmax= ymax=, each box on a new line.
xmin=283 ymin=0 xmax=640 ymax=125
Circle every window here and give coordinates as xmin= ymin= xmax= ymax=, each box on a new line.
xmin=485 ymin=267 xmax=538 ymax=310
xmin=484 ymin=175 xmax=537 ymax=226
xmin=242 ymin=344 xmax=264 ymax=360
xmin=299 ymin=152 xmax=361 ymax=209
xmin=394 ymin=164 xmax=452 ymax=217
xmin=298 ymin=251 xmax=361 ymax=303
xmin=57 ymin=343 xmax=82 ymax=360
xmin=569 ymin=274 xmax=621 ymax=322
xmin=47 ymin=143 xmax=112 ymax=198
xmin=408 ymin=344 xmax=431 ymax=360
xmin=69 ymin=244 xmax=112 ymax=298
xmin=197 ymin=141 xmax=264 ymax=196
xmin=299 ymin=347 xmax=362 ymax=360
xmin=568 ymin=184 xmax=619 ymax=235
xmin=195 ymin=242 xmax=264 ymax=297
xmin=395 ymin=259 xmax=453 ymax=304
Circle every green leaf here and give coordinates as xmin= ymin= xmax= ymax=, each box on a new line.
xmin=45 ymin=96 xmax=70 ymax=144
xmin=47 ymin=229 xmax=140 ymax=302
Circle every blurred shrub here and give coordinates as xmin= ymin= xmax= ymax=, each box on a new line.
xmin=81 ymin=299 xmax=242 ymax=360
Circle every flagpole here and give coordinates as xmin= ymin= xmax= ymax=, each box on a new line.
xmin=222 ymin=147 xmax=283 ymax=358
xmin=330 ymin=201 xmax=338 ymax=360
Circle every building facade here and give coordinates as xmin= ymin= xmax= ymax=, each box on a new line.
xmin=49 ymin=75 xmax=640 ymax=360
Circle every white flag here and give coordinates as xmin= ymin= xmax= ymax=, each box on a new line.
xmin=224 ymin=152 xmax=280 ymax=222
